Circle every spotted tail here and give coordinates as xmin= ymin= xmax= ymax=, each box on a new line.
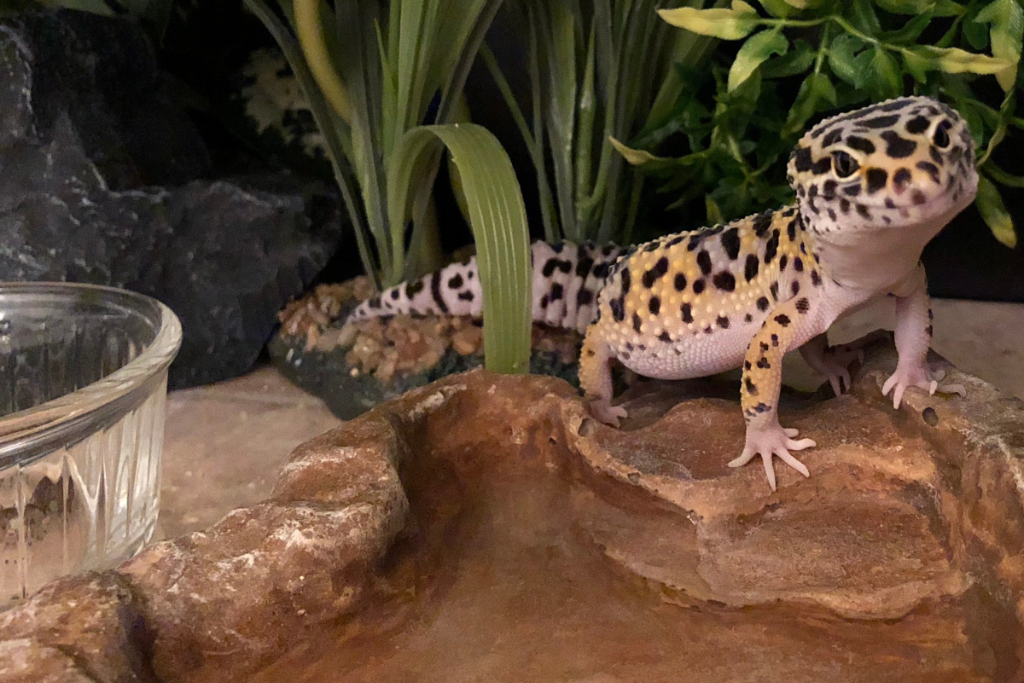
xmin=346 ymin=240 xmax=626 ymax=333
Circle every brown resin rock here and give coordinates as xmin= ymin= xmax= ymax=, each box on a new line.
xmin=0 ymin=573 xmax=155 ymax=682
xmin=1 ymin=334 xmax=1024 ymax=682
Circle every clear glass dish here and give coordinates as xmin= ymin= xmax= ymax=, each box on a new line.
xmin=0 ymin=283 xmax=181 ymax=605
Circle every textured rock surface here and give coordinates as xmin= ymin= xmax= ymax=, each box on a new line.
xmin=1 ymin=337 xmax=1024 ymax=682
xmin=0 ymin=10 xmax=345 ymax=388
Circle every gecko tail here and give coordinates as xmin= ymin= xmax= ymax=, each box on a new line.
xmin=345 ymin=240 xmax=626 ymax=333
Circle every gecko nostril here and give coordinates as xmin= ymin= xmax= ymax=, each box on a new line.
xmin=892 ymin=168 xmax=912 ymax=194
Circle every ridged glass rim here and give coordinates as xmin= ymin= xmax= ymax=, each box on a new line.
xmin=0 ymin=282 xmax=182 ymax=466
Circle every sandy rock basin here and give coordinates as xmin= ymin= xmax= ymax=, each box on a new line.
xmin=1 ymin=335 xmax=1024 ymax=682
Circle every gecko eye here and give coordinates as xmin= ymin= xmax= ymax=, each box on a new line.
xmin=932 ymin=121 xmax=951 ymax=149
xmin=831 ymin=151 xmax=859 ymax=179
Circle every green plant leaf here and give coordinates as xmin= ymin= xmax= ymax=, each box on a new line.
xmin=882 ymin=11 xmax=934 ymax=43
xmin=609 ymin=137 xmax=679 ymax=170
xmin=657 ymin=1 xmax=760 ymax=40
xmin=761 ymin=38 xmax=816 ymax=78
xmin=975 ymin=0 xmax=1024 ymax=91
xmin=975 ymin=174 xmax=1017 ymax=247
xmin=873 ymin=0 xmax=936 ymax=15
xmin=389 ymin=124 xmax=533 ymax=373
xmin=729 ymin=30 xmax=789 ymax=91
xmin=755 ymin=0 xmax=795 ymax=17
xmin=783 ymin=72 xmax=837 ymax=138
xmin=828 ymin=34 xmax=871 ymax=87
xmin=865 ymin=47 xmax=902 ymax=100
xmin=903 ymin=45 xmax=1012 ymax=75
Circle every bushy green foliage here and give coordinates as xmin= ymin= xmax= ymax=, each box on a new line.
xmin=617 ymin=0 xmax=1022 ymax=247
xmin=243 ymin=0 xmax=533 ymax=373
xmin=483 ymin=0 xmax=708 ymax=246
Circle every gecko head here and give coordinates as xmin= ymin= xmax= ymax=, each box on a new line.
xmin=786 ymin=96 xmax=978 ymax=241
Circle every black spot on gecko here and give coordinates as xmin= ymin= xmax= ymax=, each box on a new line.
xmin=649 ymin=296 xmax=661 ymax=315
xmin=756 ymin=296 xmax=769 ymax=312
xmin=458 ymin=291 xmax=474 ymax=301
xmin=760 ymin=341 xmax=770 ymax=352
xmin=881 ymin=130 xmax=917 ymax=158
xmin=697 ymin=250 xmax=712 ymax=276
xmin=796 ymin=298 xmax=810 ymax=313
xmin=744 ymin=378 xmax=758 ymax=395
xmin=713 ymin=271 xmax=736 ymax=292
xmin=793 ymin=147 xmax=813 ymax=172
xmin=769 ymin=283 xmax=779 ymax=301
xmin=845 ymin=136 xmax=876 ymax=155
xmin=693 ymin=279 xmax=705 ymax=295
xmin=779 ymin=255 xmax=788 ymax=271
xmin=610 ymin=298 xmax=625 ymax=322
xmin=764 ymin=230 xmax=780 ymax=264
xmin=755 ymin=402 xmax=771 ymax=414
xmin=756 ymin=357 xmax=771 ymax=369
xmin=822 ymin=128 xmax=843 ymax=146
xmin=674 ymin=273 xmax=687 ymax=291
xmin=860 ymin=114 xmax=900 ymax=129
xmin=771 ymin=333 xmax=780 ymax=347
xmin=550 ymin=283 xmax=564 ymax=301
xmin=680 ymin=303 xmax=694 ymax=323
xmin=406 ymin=280 xmax=425 ymax=298
xmin=904 ymin=115 xmax=930 ymax=134
xmin=744 ymin=313 xmax=752 ymax=323
xmin=642 ymin=257 xmax=670 ymax=288
xmin=576 ymin=289 xmax=594 ymax=306
xmin=811 ymin=270 xmax=822 ymax=286
xmin=390 ymin=289 xmax=400 ymax=300
xmin=752 ymin=212 xmax=773 ymax=237
xmin=787 ymin=219 xmax=797 ymax=242
xmin=575 ymin=257 xmax=594 ymax=278
xmin=717 ymin=316 xmax=730 ymax=329
xmin=916 ymin=161 xmax=940 ymax=184
xmin=658 ymin=331 xmax=672 ymax=342
xmin=791 ymin=281 xmax=800 ymax=296
xmin=774 ymin=314 xmax=791 ymax=327
xmin=430 ymin=272 xmax=449 ymax=313
xmin=866 ymin=168 xmax=888 ymax=194
xmin=632 ymin=312 xmax=643 ymax=332
xmin=893 ymin=168 xmax=912 ymax=193
xmin=745 ymin=254 xmax=760 ymax=282
xmin=620 ymin=268 xmax=631 ymax=294
xmin=721 ymin=228 xmax=741 ymax=260
xmin=744 ymin=360 xmax=752 ymax=370
xmin=448 ymin=274 xmax=464 ymax=289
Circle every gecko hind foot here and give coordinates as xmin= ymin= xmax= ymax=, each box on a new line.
xmin=882 ymin=365 xmax=966 ymax=410
xmin=589 ymin=400 xmax=628 ymax=427
xmin=729 ymin=422 xmax=814 ymax=491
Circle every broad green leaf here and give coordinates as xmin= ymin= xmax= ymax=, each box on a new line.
xmin=705 ymin=195 xmax=725 ymax=224
xmin=975 ymin=175 xmax=1017 ymax=247
xmin=761 ymin=38 xmax=816 ymax=78
xmin=294 ymin=0 xmax=352 ymax=123
xmin=847 ymin=0 xmax=883 ymax=35
xmin=985 ymin=162 xmax=1024 ymax=188
xmin=866 ymin=47 xmax=902 ymax=100
xmin=964 ymin=18 xmax=991 ymax=50
xmin=975 ymin=0 xmax=1024 ymax=91
xmin=902 ymin=47 xmax=933 ymax=82
xmin=783 ymin=72 xmax=837 ymax=138
xmin=873 ymin=0 xmax=936 ymax=14
xmin=755 ymin=0 xmax=795 ymax=17
xmin=657 ymin=1 xmax=759 ymax=40
xmin=389 ymin=124 xmax=532 ymax=373
xmin=728 ymin=30 xmax=789 ymax=91
xmin=905 ymin=45 xmax=1011 ymax=75
xmin=828 ymin=34 xmax=871 ymax=87
xmin=883 ymin=11 xmax=934 ymax=43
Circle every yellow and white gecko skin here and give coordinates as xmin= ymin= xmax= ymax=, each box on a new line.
xmin=348 ymin=96 xmax=978 ymax=490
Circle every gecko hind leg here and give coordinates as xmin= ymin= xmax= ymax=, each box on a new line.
xmin=579 ymin=325 xmax=628 ymax=426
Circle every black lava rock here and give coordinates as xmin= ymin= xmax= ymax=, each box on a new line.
xmin=0 ymin=10 xmax=346 ymax=388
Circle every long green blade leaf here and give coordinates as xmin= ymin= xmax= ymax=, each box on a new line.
xmin=389 ymin=124 xmax=532 ymax=374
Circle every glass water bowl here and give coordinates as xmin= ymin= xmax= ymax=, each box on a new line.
xmin=0 ymin=283 xmax=181 ymax=605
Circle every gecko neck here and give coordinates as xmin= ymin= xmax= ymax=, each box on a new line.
xmin=799 ymin=204 xmax=960 ymax=295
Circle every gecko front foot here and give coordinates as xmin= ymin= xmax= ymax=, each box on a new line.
xmin=881 ymin=365 xmax=966 ymax=410
xmin=589 ymin=400 xmax=628 ymax=427
xmin=819 ymin=344 xmax=865 ymax=396
xmin=729 ymin=422 xmax=815 ymax=491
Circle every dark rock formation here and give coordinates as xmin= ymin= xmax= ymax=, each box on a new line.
xmin=0 ymin=10 xmax=346 ymax=388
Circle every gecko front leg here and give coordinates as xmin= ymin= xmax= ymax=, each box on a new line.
xmin=729 ymin=297 xmax=817 ymax=490
xmin=881 ymin=263 xmax=965 ymax=409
